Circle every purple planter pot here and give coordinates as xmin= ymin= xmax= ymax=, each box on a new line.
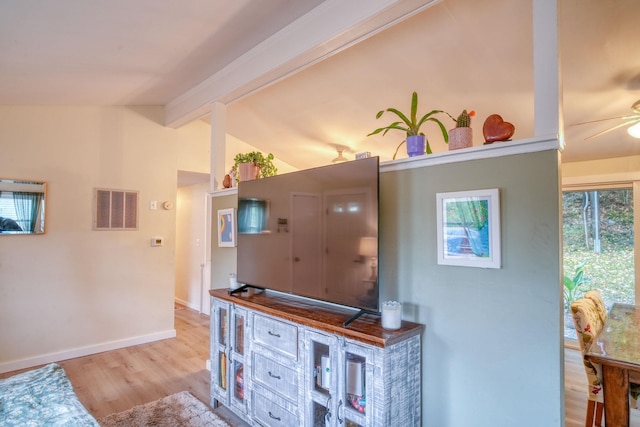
xmin=406 ymin=135 xmax=426 ymax=157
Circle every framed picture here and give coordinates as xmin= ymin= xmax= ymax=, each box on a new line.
xmin=436 ymin=188 xmax=501 ymax=268
xmin=217 ymin=208 xmax=236 ymax=247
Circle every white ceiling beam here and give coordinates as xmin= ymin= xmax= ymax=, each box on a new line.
xmin=165 ymin=0 xmax=440 ymax=128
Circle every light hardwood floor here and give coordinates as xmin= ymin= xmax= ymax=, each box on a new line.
xmin=2 ymin=306 xmax=637 ymax=426
xmin=0 ymin=304 xmax=247 ymax=426
xmin=566 ymin=346 xmax=592 ymax=427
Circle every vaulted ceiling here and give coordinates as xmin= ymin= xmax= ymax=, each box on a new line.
xmin=2 ymin=0 xmax=639 ymax=171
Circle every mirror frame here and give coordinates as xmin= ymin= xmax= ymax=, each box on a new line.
xmin=0 ymin=179 xmax=46 ymax=235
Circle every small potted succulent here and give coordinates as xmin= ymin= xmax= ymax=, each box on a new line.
xmin=368 ymin=91 xmax=452 ymax=158
xmin=232 ymin=151 xmax=278 ymax=183
xmin=449 ymin=109 xmax=475 ymax=150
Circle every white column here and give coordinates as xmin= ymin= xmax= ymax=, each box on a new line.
xmin=533 ymin=0 xmax=564 ymax=148
xmin=209 ymin=102 xmax=227 ymax=192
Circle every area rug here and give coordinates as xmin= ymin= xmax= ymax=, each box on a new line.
xmin=97 ymin=391 xmax=230 ymax=427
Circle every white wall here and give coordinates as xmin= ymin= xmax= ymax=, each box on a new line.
xmin=178 ymin=121 xmax=211 ymax=173
xmin=0 ymin=105 xmax=210 ymax=373
xmin=563 ymin=155 xmax=640 ymax=184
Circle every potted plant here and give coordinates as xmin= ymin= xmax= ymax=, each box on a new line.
xmin=232 ymin=151 xmax=278 ymax=183
xmin=563 ymin=261 xmax=591 ymax=312
xmin=368 ymin=91 xmax=453 ymax=158
xmin=449 ymin=109 xmax=475 ymax=150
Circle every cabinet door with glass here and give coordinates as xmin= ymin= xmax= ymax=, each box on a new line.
xmin=339 ymin=341 xmax=374 ymax=427
xmin=211 ymin=298 xmax=231 ymax=406
xmin=211 ymin=298 xmax=249 ymax=416
xmin=305 ymin=329 xmax=339 ymax=426
xmin=229 ymin=306 xmax=248 ymax=414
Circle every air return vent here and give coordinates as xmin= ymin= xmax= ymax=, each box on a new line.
xmin=94 ymin=188 xmax=138 ymax=230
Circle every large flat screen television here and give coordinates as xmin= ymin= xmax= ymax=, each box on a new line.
xmin=236 ymin=156 xmax=379 ymax=317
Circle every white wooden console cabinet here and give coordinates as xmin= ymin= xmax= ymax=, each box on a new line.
xmin=210 ymin=288 xmax=424 ymax=427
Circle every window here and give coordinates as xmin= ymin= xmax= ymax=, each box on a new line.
xmin=94 ymin=189 xmax=138 ymax=230
xmin=563 ymin=185 xmax=635 ymax=340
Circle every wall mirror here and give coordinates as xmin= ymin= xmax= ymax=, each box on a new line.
xmin=0 ymin=179 xmax=46 ymax=234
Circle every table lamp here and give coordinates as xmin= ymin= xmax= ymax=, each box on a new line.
xmin=359 ymin=237 xmax=378 ymax=281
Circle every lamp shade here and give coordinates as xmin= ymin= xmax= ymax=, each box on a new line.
xmin=359 ymin=237 xmax=377 ymax=257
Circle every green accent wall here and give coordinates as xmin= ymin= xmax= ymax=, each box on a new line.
xmin=211 ymin=194 xmax=238 ymax=290
xmin=380 ymin=149 xmax=562 ymax=426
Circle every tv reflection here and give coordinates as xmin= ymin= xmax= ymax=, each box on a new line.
xmin=236 ymin=157 xmax=379 ymax=312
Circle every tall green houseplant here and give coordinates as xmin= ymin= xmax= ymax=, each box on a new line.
xmin=368 ymin=91 xmax=453 ymax=157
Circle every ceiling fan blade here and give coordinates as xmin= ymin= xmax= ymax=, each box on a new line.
xmin=571 ymin=114 xmax=639 ymax=126
xmin=584 ymin=118 xmax=640 ymax=140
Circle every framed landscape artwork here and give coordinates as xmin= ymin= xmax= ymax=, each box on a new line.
xmin=436 ymin=188 xmax=501 ymax=268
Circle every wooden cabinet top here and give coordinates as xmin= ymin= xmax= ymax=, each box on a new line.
xmin=210 ymin=288 xmax=424 ymax=347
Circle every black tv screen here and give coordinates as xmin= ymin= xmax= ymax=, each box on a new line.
xmin=236 ymin=156 xmax=379 ymax=312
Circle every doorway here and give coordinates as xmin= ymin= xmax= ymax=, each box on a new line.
xmin=175 ymin=172 xmax=211 ymax=314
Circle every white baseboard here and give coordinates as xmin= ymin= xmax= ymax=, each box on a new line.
xmin=174 ymin=297 xmax=200 ymax=312
xmin=0 ymin=329 xmax=176 ymax=374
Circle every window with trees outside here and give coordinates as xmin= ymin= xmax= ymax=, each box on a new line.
xmin=563 ymin=185 xmax=635 ymax=340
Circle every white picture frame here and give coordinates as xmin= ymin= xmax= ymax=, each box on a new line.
xmin=436 ymin=188 xmax=501 ymax=268
xmin=217 ymin=208 xmax=236 ymax=247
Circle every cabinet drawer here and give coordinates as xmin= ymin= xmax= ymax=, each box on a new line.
xmin=253 ymin=353 xmax=298 ymax=402
xmin=253 ymin=314 xmax=298 ymax=359
xmin=253 ymin=391 xmax=299 ymax=427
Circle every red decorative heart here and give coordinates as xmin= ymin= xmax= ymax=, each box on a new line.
xmin=483 ymin=114 xmax=515 ymax=143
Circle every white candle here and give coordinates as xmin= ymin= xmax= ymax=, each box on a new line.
xmin=381 ymin=301 xmax=402 ymax=330
xmin=229 ymin=273 xmax=239 ymax=290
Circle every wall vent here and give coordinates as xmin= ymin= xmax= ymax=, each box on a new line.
xmin=94 ymin=188 xmax=138 ymax=230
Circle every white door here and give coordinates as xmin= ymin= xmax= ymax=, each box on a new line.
xmin=291 ymin=193 xmax=323 ymax=299
xmin=324 ymin=190 xmax=371 ymax=307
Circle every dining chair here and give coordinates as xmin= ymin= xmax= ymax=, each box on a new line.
xmin=571 ymin=296 xmax=606 ymax=427
xmin=584 ymin=290 xmax=607 ymax=325
xmin=583 ymin=290 xmax=640 ymax=409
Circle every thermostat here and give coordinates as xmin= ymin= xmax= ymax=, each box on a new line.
xmin=162 ymin=201 xmax=174 ymax=210
xmin=151 ymin=237 xmax=164 ymax=247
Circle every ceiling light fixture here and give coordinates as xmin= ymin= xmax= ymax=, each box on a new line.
xmin=332 ymin=148 xmax=348 ymax=163
xmin=628 ymin=122 xmax=640 ymax=139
